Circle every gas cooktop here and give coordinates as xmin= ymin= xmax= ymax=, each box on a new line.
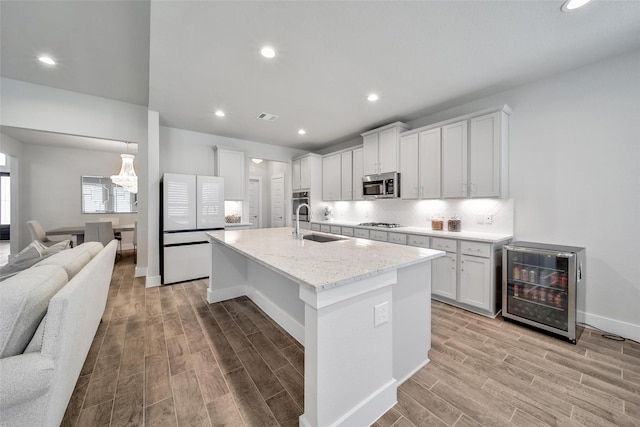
xmin=358 ymin=222 xmax=404 ymax=228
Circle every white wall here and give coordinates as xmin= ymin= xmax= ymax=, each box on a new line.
xmin=404 ymin=50 xmax=640 ymax=340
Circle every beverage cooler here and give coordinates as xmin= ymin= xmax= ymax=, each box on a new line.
xmin=502 ymin=242 xmax=586 ymax=343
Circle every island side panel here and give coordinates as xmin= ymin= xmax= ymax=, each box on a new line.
xmin=207 ymin=240 xmax=248 ymax=303
xmin=300 ymin=283 xmax=397 ymax=427
xmin=393 ymin=261 xmax=432 ymax=384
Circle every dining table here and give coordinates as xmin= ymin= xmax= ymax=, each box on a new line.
xmin=47 ymin=224 xmax=135 ymax=245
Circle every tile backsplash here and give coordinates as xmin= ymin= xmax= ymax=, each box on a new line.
xmin=323 ymin=198 xmax=513 ymax=235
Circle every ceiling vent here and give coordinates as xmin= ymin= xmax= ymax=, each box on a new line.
xmin=256 ymin=112 xmax=279 ymax=121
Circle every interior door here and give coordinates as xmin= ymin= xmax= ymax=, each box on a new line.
xmin=271 ymin=175 xmax=285 ymax=227
xmin=249 ymin=178 xmax=261 ymax=229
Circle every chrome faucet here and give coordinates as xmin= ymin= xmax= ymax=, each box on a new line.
xmin=293 ymin=203 xmax=310 ymax=239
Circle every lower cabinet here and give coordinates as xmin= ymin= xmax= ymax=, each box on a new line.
xmin=459 ymin=254 xmax=491 ymax=310
xmin=432 ymin=252 xmax=457 ymax=300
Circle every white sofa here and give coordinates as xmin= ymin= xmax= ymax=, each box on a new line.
xmin=0 ymin=240 xmax=117 ymax=426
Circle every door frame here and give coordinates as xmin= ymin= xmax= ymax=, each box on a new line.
xmin=270 ymin=174 xmax=285 ymax=228
xmin=249 ymin=176 xmax=262 ymax=229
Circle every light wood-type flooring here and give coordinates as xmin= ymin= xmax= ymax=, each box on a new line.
xmin=63 ymin=252 xmax=640 ymax=426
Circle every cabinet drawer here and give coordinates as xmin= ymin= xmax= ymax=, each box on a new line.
xmin=408 ymin=234 xmax=430 ymax=248
xmin=341 ymin=227 xmax=354 ymax=237
xmin=431 ymin=237 xmax=457 ymax=252
xmin=460 ymin=241 xmax=491 ymax=258
xmin=320 ymin=224 xmax=331 ymax=233
xmin=369 ymin=230 xmax=388 ymax=242
xmin=311 ymin=223 xmax=320 ymax=231
xmin=330 ymin=225 xmax=342 ymax=234
xmin=388 ymin=233 xmax=407 ymax=245
xmin=354 ymin=228 xmax=369 ymax=239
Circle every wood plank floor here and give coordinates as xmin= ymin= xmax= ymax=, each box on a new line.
xmin=63 ymin=253 xmax=640 ymax=426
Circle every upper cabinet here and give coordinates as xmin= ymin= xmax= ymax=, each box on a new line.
xmin=322 ymin=153 xmax=342 ymax=201
xmin=361 ymin=122 xmax=410 ymax=175
xmin=321 ymin=147 xmax=362 ymax=202
xmin=400 ymin=105 xmax=510 ymax=200
xmin=292 ymin=153 xmax=322 ymax=191
xmin=400 ymin=128 xmax=441 ymax=200
xmin=352 ymin=148 xmax=364 ymax=200
xmin=213 ymin=146 xmax=245 ymax=200
xmin=442 ymin=120 xmax=468 ymax=198
xmin=469 ymin=111 xmax=508 ymax=198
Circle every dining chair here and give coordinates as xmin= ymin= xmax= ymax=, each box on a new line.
xmin=85 ymin=221 xmax=121 ymax=258
xmin=99 ymin=218 xmax=122 ymax=253
xmin=27 ymin=220 xmax=72 ymax=247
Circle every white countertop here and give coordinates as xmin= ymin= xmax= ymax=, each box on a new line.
xmin=311 ymin=220 xmax=512 ymax=243
xmin=225 ymin=222 xmax=252 ymax=228
xmin=207 ymin=227 xmax=444 ymax=292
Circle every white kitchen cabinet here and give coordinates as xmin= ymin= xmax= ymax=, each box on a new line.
xmin=369 ymin=230 xmax=388 ymax=242
xmin=432 ymin=252 xmax=457 ymax=300
xmin=214 ymin=146 xmax=245 ymax=200
xmin=354 ymin=228 xmax=369 ymax=239
xmin=442 ymin=120 xmax=468 ymax=198
xmin=407 ymin=234 xmax=430 ymax=248
xmin=431 ymin=237 xmax=507 ymax=317
xmin=362 ymin=122 xmax=410 ymax=175
xmin=292 ymin=154 xmax=322 ymax=191
xmin=322 ymin=153 xmax=341 ymax=201
xmin=341 ymin=151 xmax=353 ymax=200
xmin=459 ymin=254 xmax=492 ymax=311
xmin=341 ymin=227 xmax=354 ymax=237
xmin=352 ymin=148 xmax=364 ymax=200
xmin=401 ymin=128 xmax=441 ymax=200
xmin=311 ymin=223 xmax=320 ymax=231
xmin=388 ymin=232 xmax=407 ymax=245
xmin=400 ymin=133 xmax=419 ymax=199
xmin=469 ymin=111 xmax=509 ymax=198
xmin=320 ymin=224 xmax=331 ymax=233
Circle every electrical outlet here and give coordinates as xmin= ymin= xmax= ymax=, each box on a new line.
xmin=374 ymin=302 xmax=389 ymax=327
xmin=484 ymin=214 xmax=493 ymax=224
xmin=476 ymin=213 xmax=485 ymax=224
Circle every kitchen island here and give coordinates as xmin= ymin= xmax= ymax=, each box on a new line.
xmin=207 ymin=227 xmax=444 ymax=427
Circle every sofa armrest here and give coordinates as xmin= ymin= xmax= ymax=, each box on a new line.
xmin=0 ymin=352 xmax=54 ymax=409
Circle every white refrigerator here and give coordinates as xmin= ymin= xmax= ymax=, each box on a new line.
xmin=160 ymin=173 xmax=225 ymax=284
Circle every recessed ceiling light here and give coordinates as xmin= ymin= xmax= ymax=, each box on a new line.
xmin=38 ymin=55 xmax=56 ymax=65
xmin=367 ymin=93 xmax=379 ymax=102
xmin=298 ymin=129 xmax=306 ymax=135
xmin=251 ymin=158 xmax=263 ymax=164
xmin=561 ymin=0 xmax=591 ymax=11
xmin=215 ymin=110 xmax=225 ymax=117
xmin=260 ymin=46 xmax=276 ymax=58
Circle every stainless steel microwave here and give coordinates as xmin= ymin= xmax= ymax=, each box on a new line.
xmin=363 ymin=172 xmax=400 ymax=199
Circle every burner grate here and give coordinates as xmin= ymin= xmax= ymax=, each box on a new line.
xmin=358 ymin=222 xmax=403 ymax=228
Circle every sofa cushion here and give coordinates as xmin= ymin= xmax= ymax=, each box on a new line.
xmin=0 ymin=240 xmax=72 ymax=282
xmin=0 ymin=264 xmax=68 ymax=358
xmin=72 ymin=242 xmax=104 ymax=259
xmin=35 ymin=249 xmax=91 ymax=280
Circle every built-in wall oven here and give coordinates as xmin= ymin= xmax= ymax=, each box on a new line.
xmin=292 ymin=191 xmax=310 ymax=222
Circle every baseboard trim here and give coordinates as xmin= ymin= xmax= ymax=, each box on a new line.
xmin=578 ymin=310 xmax=640 ymax=342
xmin=248 ymin=287 xmax=305 ymax=345
xmin=145 ymin=275 xmax=161 ymax=288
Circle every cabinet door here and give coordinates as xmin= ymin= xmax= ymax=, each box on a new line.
xmin=300 ymin=156 xmax=311 ymax=189
xmin=419 ymin=128 xmax=441 ymax=199
xmin=470 ymin=112 xmax=501 ymax=197
xmin=322 ymin=154 xmax=341 ymax=201
xmin=363 ymin=133 xmax=379 ymax=175
xmin=215 ymin=148 xmax=245 ymax=200
xmin=400 ymin=134 xmax=419 ymax=199
xmin=352 ymin=148 xmax=364 ymax=200
xmin=442 ymin=121 xmax=468 ymax=198
xmin=459 ymin=255 xmax=491 ymax=310
xmin=378 ymin=127 xmax=399 ymax=173
xmin=432 ymin=252 xmax=457 ymax=299
xmin=292 ymin=159 xmax=302 ymax=190
xmin=341 ymin=151 xmax=353 ymax=200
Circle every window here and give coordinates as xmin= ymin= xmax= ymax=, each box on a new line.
xmin=81 ymin=176 xmax=137 ymax=214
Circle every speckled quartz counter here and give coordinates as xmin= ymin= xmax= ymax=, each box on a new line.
xmin=206 ymin=227 xmax=443 ymax=427
xmin=311 ymin=220 xmax=512 ymax=243
xmin=207 ymin=227 xmax=443 ymax=292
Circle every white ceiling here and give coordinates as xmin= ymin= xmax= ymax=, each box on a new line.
xmin=2 ymin=1 xmax=640 ymax=152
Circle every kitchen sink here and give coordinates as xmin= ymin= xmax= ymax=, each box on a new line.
xmin=302 ymin=233 xmax=346 ymax=243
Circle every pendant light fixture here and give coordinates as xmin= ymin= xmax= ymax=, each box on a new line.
xmin=111 ymin=143 xmax=138 ymax=194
